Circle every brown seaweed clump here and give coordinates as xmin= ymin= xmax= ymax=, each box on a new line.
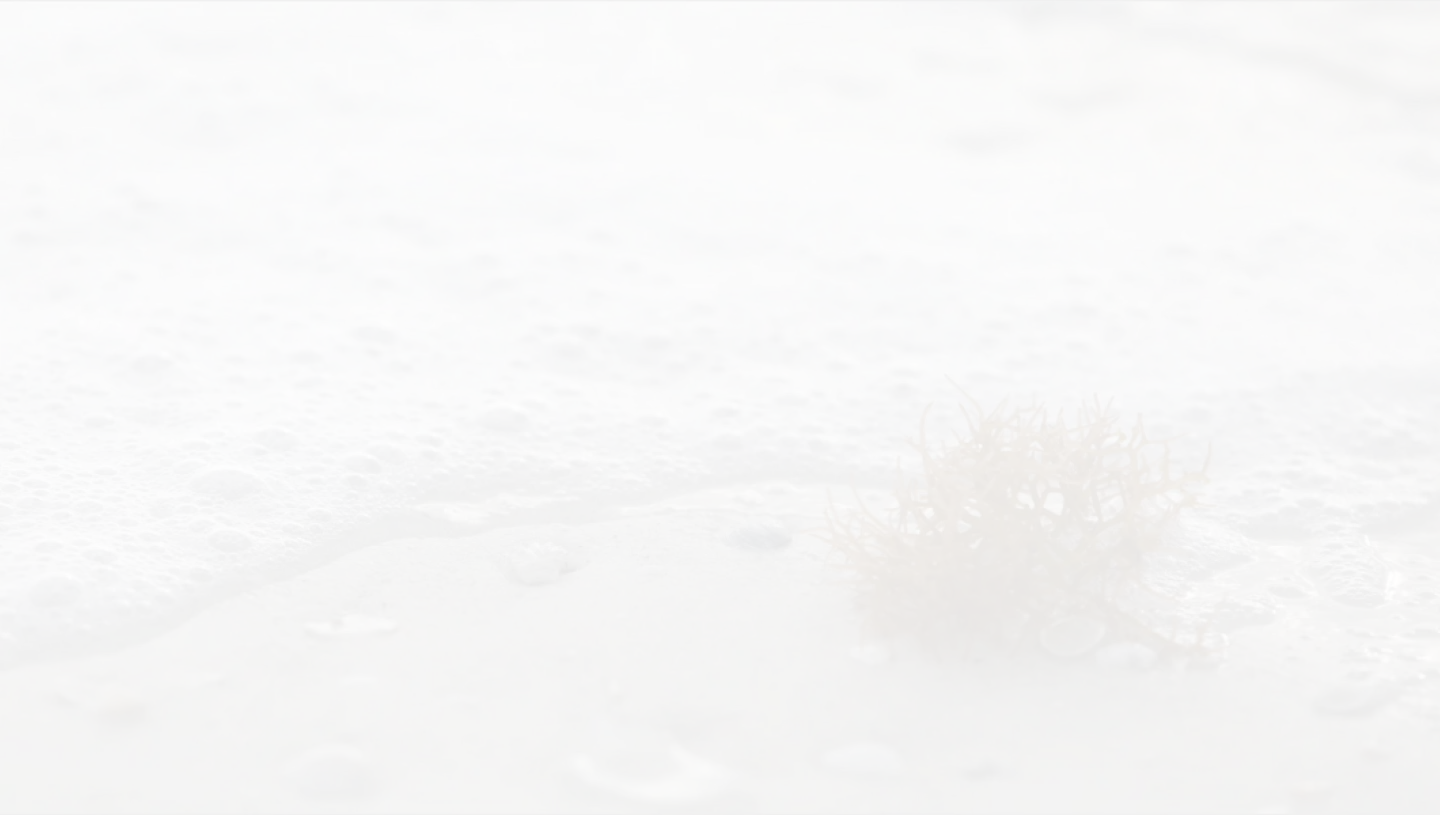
xmin=827 ymin=395 xmax=1209 ymax=655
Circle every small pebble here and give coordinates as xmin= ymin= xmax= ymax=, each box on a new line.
xmin=1093 ymin=641 xmax=1158 ymax=671
xmin=956 ymin=754 xmax=1013 ymax=783
xmin=821 ymin=742 xmax=905 ymax=777
xmin=725 ymin=521 xmax=794 ymax=552
xmin=850 ymin=642 xmax=892 ymax=665
xmin=300 ymin=616 xmax=397 ymax=642
xmin=1312 ymin=680 xmax=1401 ymax=717
xmin=1290 ymin=777 xmax=1330 ymax=806
xmin=1353 ymin=743 xmax=1388 ymax=766
xmin=284 ymin=744 xmax=378 ymax=800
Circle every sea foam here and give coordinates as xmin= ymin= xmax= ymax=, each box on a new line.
xmin=2 ymin=1 xmax=1440 ymax=671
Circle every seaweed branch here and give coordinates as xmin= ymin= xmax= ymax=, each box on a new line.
xmin=812 ymin=383 xmax=1215 ymax=665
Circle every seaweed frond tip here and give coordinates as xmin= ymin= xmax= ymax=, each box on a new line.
xmin=812 ymin=383 xmax=1215 ymax=665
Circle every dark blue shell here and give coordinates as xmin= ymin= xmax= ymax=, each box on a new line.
xmin=725 ymin=521 xmax=794 ymax=552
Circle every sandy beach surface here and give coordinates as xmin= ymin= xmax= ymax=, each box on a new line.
xmin=2 ymin=4 xmax=1440 ymax=812
xmin=0 ymin=506 xmax=1434 ymax=812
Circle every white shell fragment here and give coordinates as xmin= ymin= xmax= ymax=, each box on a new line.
xmin=850 ymin=642 xmax=893 ymax=665
xmin=561 ymin=743 xmax=743 ymax=806
xmin=1039 ymin=615 xmax=1108 ymax=658
xmin=822 ymin=741 xmax=907 ymax=777
xmin=284 ymin=744 xmax=379 ymax=800
xmin=299 ymin=616 xmax=400 ymax=642
xmin=1093 ymin=642 xmax=1158 ymax=671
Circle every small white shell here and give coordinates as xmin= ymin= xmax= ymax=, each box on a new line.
xmin=300 ymin=616 xmax=397 ymax=642
xmin=561 ymin=743 xmax=743 ymax=806
xmin=1039 ymin=615 xmax=1107 ymax=658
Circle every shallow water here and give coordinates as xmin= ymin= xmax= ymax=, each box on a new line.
xmin=2 ymin=4 xmax=1439 ymax=812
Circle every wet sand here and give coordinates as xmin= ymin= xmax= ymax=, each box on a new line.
xmin=0 ymin=515 xmax=1428 ymax=812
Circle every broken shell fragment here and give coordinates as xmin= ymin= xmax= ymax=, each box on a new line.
xmin=300 ymin=616 xmax=397 ymax=642
xmin=561 ymin=743 xmax=743 ymax=806
xmin=1039 ymin=615 xmax=1107 ymax=658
